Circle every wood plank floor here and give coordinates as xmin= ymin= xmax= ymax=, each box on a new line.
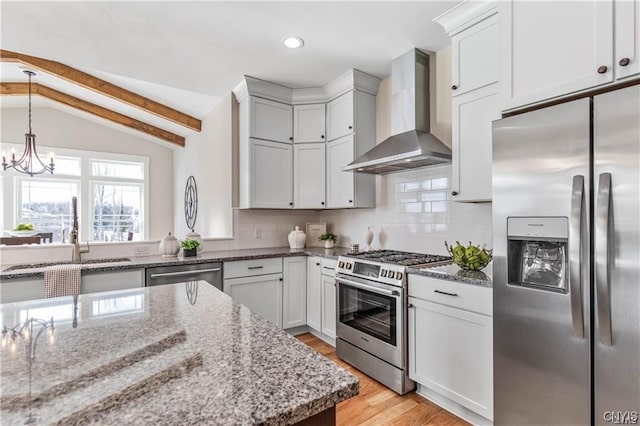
xmin=296 ymin=333 xmax=470 ymax=426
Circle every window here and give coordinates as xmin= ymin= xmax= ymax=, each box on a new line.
xmin=1 ymin=144 xmax=149 ymax=243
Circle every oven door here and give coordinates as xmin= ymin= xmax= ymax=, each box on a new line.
xmin=336 ymin=274 xmax=404 ymax=368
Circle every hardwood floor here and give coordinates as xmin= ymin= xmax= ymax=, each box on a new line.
xmin=296 ymin=333 xmax=470 ymax=426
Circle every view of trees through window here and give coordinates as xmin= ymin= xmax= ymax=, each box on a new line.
xmin=92 ymin=183 xmax=142 ymax=242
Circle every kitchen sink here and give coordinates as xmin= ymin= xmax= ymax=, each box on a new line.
xmin=3 ymin=257 xmax=132 ymax=272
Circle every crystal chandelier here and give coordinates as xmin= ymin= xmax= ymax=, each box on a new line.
xmin=2 ymin=70 xmax=55 ymax=176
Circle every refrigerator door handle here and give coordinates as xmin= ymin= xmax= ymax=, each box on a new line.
xmin=569 ymin=175 xmax=586 ymax=339
xmin=596 ymin=172 xmax=614 ymax=346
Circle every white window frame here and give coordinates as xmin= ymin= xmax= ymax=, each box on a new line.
xmin=1 ymin=143 xmax=150 ymax=242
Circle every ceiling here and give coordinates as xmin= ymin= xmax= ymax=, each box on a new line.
xmin=1 ymin=1 xmax=457 ymax=117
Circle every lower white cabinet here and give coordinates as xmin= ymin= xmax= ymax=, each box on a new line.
xmin=0 ymin=269 xmax=145 ymax=304
xmin=282 ymin=257 xmax=307 ymax=329
xmin=321 ymin=274 xmax=336 ymax=339
xmin=408 ymin=275 xmax=493 ymax=421
xmin=224 ymin=273 xmax=283 ymax=328
xmin=306 ymin=257 xmax=322 ymax=331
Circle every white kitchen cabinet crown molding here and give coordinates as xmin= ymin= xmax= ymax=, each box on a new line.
xmin=434 ymin=0 xmax=497 ymax=36
xmin=233 ymin=70 xmax=381 ymax=105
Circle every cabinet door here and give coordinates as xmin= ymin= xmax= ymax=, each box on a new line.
xmin=82 ymin=270 xmax=144 ymax=294
xmin=451 ymin=84 xmax=500 ymax=202
xmin=451 ymin=13 xmax=499 ymax=96
xmin=293 ymin=104 xmax=326 ymax=143
xmin=306 ymin=257 xmax=322 ymax=332
xmin=250 ymin=139 xmax=293 ymax=208
xmin=321 ymin=274 xmax=336 ymax=339
xmin=283 ymin=257 xmax=306 ymax=329
xmin=249 ymin=97 xmax=292 ymax=143
xmin=615 ymin=0 xmax=640 ymax=81
xmin=326 ymin=135 xmax=355 ymax=208
xmin=501 ymin=1 xmax=614 ymax=111
xmin=224 ymin=273 xmax=283 ymax=328
xmin=409 ymin=297 xmax=493 ymax=420
xmin=326 ymin=92 xmax=354 ymax=141
xmin=293 ymin=143 xmax=326 ymax=209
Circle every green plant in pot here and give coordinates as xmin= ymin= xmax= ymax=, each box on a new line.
xmin=319 ymin=232 xmax=338 ymax=249
xmin=181 ymin=238 xmax=200 ymax=257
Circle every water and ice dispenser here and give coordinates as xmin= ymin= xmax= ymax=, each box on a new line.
xmin=507 ymin=217 xmax=568 ymax=293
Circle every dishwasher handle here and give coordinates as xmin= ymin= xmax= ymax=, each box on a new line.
xmin=150 ymin=268 xmax=221 ymax=279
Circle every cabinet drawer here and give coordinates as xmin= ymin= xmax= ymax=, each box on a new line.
xmin=408 ymin=274 xmax=492 ymax=316
xmin=224 ymin=257 xmax=282 ymax=279
xmin=321 ymin=258 xmax=337 ymax=276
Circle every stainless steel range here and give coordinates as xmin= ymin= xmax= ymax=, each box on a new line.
xmin=335 ymin=250 xmax=451 ymax=394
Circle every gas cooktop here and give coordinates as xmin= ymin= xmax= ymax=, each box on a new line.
xmin=342 ymin=249 xmax=452 ymax=267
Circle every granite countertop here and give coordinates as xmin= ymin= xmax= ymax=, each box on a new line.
xmin=408 ymin=262 xmax=493 ymax=287
xmin=0 ymin=283 xmax=358 ymax=425
xmin=0 ymin=246 xmax=352 ymax=281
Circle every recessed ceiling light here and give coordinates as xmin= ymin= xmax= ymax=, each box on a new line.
xmin=282 ymin=36 xmax=304 ymax=49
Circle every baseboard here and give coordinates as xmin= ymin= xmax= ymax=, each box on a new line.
xmin=416 ymin=384 xmax=493 ymax=426
xmin=285 ymin=326 xmax=336 ymax=347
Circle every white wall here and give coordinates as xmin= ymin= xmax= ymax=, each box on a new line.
xmin=0 ymin=106 xmax=174 ymax=240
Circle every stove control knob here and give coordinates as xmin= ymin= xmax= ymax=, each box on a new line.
xmin=395 ymin=272 xmax=404 ymax=280
xmin=338 ymin=261 xmax=344 ymax=268
xmin=381 ymin=270 xmax=387 ymax=277
xmin=347 ymin=263 xmax=353 ymax=270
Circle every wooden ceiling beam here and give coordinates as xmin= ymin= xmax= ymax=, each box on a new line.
xmin=0 ymin=49 xmax=201 ymax=132
xmin=1 ymin=82 xmax=185 ymax=147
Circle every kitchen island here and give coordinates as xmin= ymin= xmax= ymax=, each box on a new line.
xmin=0 ymin=283 xmax=358 ymax=425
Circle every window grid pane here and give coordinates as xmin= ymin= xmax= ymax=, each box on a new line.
xmin=91 ymin=160 xmax=144 ymax=180
xmin=52 ymin=156 xmax=81 ymax=176
xmin=91 ymin=182 xmax=143 ymax=242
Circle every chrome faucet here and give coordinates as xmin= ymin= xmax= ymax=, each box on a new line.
xmin=70 ymin=196 xmax=89 ymax=263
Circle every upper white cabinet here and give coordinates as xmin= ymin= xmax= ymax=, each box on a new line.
xmin=249 ymin=97 xmax=293 ymax=143
xmin=283 ymin=256 xmax=307 ymax=329
xmin=435 ymin=3 xmax=500 ymax=203
xmin=247 ymin=139 xmax=293 ymax=209
xmin=293 ymin=104 xmax=326 ymax=143
xmin=326 ymin=92 xmax=354 ymax=141
xmin=500 ymin=0 xmax=640 ymax=111
xmin=294 ymin=143 xmax=326 ymax=209
xmin=234 ymin=72 xmax=379 ymax=210
xmin=451 ymin=13 xmax=499 ymax=96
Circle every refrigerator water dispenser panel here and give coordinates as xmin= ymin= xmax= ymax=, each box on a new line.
xmin=506 ymin=217 xmax=568 ymax=292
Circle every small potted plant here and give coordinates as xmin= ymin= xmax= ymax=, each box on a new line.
xmin=319 ymin=232 xmax=338 ymax=249
xmin=181 ymin=238 xmax=200 ymax=257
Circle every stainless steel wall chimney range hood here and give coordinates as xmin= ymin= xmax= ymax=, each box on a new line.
xmin=343 ymin=49 xmax=451 ymax=174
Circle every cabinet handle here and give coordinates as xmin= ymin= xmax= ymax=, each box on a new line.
xmin=289 ymin=202 xmax=294 ymax=206
xmin=321 ymin=201 xmax=325 ymax=206
xmin=451 ymin=85 xmax=458 ymax=90
xmin=321 ymin=134 xmax=325 ymax=139
xmin=619 ymin=57 xmax=631 ymax=67
xmin=451 ymin=191 xmax=458 ymax=196
xmin=408 ymin=303 xmax=414 ymax=308
xmin=434 ymin=289 xmax=459 ymax=297
xmin=597 ymin=65 xmax=608 ymax=74
xmin=348 ymin=125 xmax=353 ymax=130
xmin=248 ymin=266 xmax=264 ymax=270
xmin=316 ymin=263 xmax=320 ymax=266
xmin=289 ymin=136 xmax=293 ymax=141
xmin=279 ymin=277 xmax=283 ymax=282
xmin=348 ymin=199 xmax=353 ymax=203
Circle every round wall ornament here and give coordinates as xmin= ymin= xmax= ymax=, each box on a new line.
xmin=184 ymin=175 xmax=198 ymax=230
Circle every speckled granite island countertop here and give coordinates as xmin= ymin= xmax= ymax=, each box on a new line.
xmin=0 ymin=247 xmax=352 ymax=280
xmin=408 ymin=262 xmax=493 ymax=287
xmin=0 ymin=283 xmax=358 ymax=425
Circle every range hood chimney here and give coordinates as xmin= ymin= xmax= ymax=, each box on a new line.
xmin=343 ymin=49 xmax=451 ymax=174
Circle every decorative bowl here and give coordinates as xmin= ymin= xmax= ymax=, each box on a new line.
xmin=445 ymin=241 xmax=493 ymax=271
xmin=7 ymin=230 xmax=39 ymax=237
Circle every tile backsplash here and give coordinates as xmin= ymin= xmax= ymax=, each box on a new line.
xmin=319 ymin=164 xmax=493 ymax=255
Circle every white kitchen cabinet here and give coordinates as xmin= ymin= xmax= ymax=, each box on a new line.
xmin=293 ymin=143 xmax=326 ymax=209
xmin=293 ymin=104 xmax=325 ymax=143
xmin=326 ymin=91 xmax=354 ymax=142
xmin=246 ymin=138 xmax=293 ymax=209
xmin=501 ymin=1 xmax=615 ymax=111
xmin=82 ymin=269 xmax=144 ymax=294
xmin=451 ymin=13 xmax=499 ymax=96
xmin=408 ymin=274 xmax=493 ymax=421
xmin=615 ymin=0 xmax=640 ymax=81
xmin=321 ymin=274 xmax=336 ymax=339
xmin=249 ymin=97 xmax=293 ymax=143
xmin=224 ymin=273 xmax=283 ymax=328
xmin=326 ymin=132 xmax=375 ymax=209
xmin=451 ymin=84 xmax=500 ymax=202
xmin=283 ymin=257 xmax=307 ymax=329
xmin=306 ymin=257 xmax=322 ymax=332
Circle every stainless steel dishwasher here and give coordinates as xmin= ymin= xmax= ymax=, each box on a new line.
xmin=145 ymin=262 xmax=222 ymax=291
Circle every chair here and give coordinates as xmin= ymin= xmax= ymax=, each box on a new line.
xmin=0 ymin=236 xmax=42 ymax=245
xmin=36 ymin=232 xmax=53 ymax=243
xmin=127 ymin=231 xmax=134 ymax=241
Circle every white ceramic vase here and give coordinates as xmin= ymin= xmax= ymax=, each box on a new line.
xmin=363 ymin=226 xmax=374 ymax=251
xmin=159 ymin=232 xmax=180 ymax=258
xmin=185 ymin=229 xmax=203 ymax=252
xmin=324 ymin=240 xmax=335 ymax=249
xmin=288 ymin=226 xmax=307 ymax=249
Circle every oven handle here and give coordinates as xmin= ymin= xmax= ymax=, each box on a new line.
xmin=335 ymin=276 xmax=400 ymax=297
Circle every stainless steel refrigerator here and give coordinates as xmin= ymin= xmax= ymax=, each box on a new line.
xmin=492 ymin=85 xmax=640 ymax=426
